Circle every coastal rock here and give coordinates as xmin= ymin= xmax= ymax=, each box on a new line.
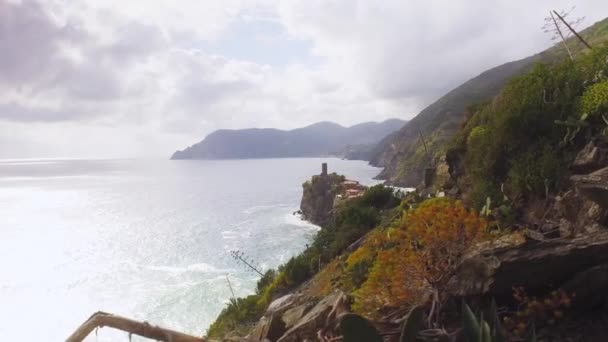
xmin=446 ymin=230 xmax=608 ymax=298
xmin=299 ymin=168 xmax=345 ymax=226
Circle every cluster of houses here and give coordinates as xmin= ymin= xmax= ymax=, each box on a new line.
xmin=340 ymin=180 xmax=366 ymax=199
xmin=319 ymin=162 xmax=367 ymax=204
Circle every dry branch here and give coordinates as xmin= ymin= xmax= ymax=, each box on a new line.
xmin=66 ymin=311 xmax=206 ymax=342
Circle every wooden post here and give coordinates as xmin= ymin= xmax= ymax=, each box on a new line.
xmin=553 ymin=10 xmax=592 ymax=50
xmin=66 ymin=311 xmax=206 ymax=342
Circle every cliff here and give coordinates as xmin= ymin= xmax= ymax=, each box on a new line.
xmin=299 ymin=173 xmax=344 ymax=227
xmin=299 ymin=164 xmax=370 ymax=226
xmin=207 ymin=39 xmax=608 ymax=342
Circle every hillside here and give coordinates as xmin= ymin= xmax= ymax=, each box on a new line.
xmin=207 ymin=39 xmax=608 ymax=342
xmin=371 ymin=17 xmax=608 ymax=186
xmin=171 ymin=119 xmax=406 ymax=160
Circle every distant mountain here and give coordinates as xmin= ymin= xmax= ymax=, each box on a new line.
xmin=171 ymin=119 xmax=407 ymax=160
xmin=370 ymin=17 xmax=608 ymax=186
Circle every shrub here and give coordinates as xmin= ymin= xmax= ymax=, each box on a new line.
xmin=507 ymin=142 xmax=564 ymax=197
xmin=453 ymin=47 xmax=608 ymax=204
xmin=353 ymin=198 xmax=489 ymax=316
xmin=206 ymin=294 xmax=264 ymax=338
xmin=580 ymin=80 xmax=608 ymax=118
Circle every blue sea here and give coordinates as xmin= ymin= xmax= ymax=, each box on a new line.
xmin=0 ymin=158 xmax=382 ymax=341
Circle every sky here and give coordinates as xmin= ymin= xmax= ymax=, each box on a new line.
xmin=1 ymin=0 xmax=607 ymax=159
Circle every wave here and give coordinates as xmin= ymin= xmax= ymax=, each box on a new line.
xmin=141 ymin=263 xmax=230 ymax=274
xmin=284 ymin=212 xmax=321 ymax=231
xmin=221 ymin=230 xmax=251 ymax=240
xmin=243 ymin=203 xmax=289 ymax=215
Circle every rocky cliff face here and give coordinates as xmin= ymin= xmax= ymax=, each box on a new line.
xmin=299 ymin=173 xmax=344 ymax=226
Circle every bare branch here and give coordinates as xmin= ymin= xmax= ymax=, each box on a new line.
xmin=66 ymin=311 xmax=206 ymax=342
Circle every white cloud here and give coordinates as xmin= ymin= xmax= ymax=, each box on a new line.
xmin=0 ymin=0 xmax=607 ymax=158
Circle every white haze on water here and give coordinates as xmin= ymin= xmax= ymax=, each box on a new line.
xmin=0 ymin=158 xmax=382 ymax=341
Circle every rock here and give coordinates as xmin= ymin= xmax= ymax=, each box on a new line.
xmin=572 ymin=141 xmax=602 ymax=173
xmin=281 ymin=303 xmax=314 ymax=330
xmin=558 ymin=218 xmax=574 ymax=238
xmin=300 ymin=172 xmax=344 ymax=226
xmin=267 ymin=294 xmax=298 ymax=314
xmin=572 ymin=166 xmax=608 ymax=210
xmin=561 ymin=263 xmax=608 ymax=310
xmin=446 ymin=230 xmax=608 ymax=298
xmin=247 ymin=314 xmax=286 ymax=342
xmin=277 ymin=291 xmax=345 ymax=342
xmin=537 ymin=190 xmax=606 ymax=236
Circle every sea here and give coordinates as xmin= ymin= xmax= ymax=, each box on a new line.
xmin=0 ymin=158 xmax=383 ymax=341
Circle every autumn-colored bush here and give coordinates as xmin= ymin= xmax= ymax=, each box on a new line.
xmin=352 ymin=198 xmax=489 ymax=316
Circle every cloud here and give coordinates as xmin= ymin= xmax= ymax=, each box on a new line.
xmin=0 ymin=102 xmax=79 ymax=123
xmin=278 ymin=0 xmax=608 ymax=103
xmin=0 ymin=0 xmax=80 ymax=85
xmin=1 ymin=0 xmax=608 ymax=158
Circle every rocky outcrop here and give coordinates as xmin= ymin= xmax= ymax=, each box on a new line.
xmin=245 ymin=291 xmax=347 ymax=342
xmin=446 ymin=230 xmax=608 ymax=298
xmin=572 ymin=166 xmax=608 ymax=210
xmin=299 ymin=172 xmax=344 ymax=226
xmin=277 ymin=291 xmax=346 ymax=342
xmin=571 ymin=141 xmax=608 ymax=174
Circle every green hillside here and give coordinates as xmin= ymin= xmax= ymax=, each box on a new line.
xmin=371 ymin=16 xmax=608 ymax=186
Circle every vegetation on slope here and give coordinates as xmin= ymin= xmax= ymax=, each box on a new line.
xmin=371 ymin=17 xmax=608 ymax=187
xmin=449 ymin=46 xmax=608 ymax=210
xmin=206 ymin=185 xmax=400 ymax=338
xmin=207 ymin=28 xmax=608 ymax=342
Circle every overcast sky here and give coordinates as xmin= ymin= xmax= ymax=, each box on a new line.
xmin=1 ymin=0 xmax=607 ymax=159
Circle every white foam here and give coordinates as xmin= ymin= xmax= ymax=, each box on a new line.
xmin=243 ymin=203 xmax=289 ymax=215
xmin=142 ymin=263 xmax=229 ymax=274
xmin=284 ymin=211 xmax=321 ymax=231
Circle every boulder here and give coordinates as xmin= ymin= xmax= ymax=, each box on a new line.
xmin=281 ymin=303 xmax=314 ymax=330
xmin=247 ymin=314 xmax=287 ymax=342
xmin=561 ymin=263 xmax=608 ymax=310
xmin=572 ymin=166 xmax=608 ymax=210
xmin=572 ymin=141 xmax=603 ymax=174
xmin=266 ymin=294 xmax=299 ymax=315
xmin=446 ymin=230 xmax=608 ymax=298
xmin=277 ymin=291 xmax=345 ymax=342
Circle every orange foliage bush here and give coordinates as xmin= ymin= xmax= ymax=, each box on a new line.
xmin=352 ymin=198 xmax=489 ymax=316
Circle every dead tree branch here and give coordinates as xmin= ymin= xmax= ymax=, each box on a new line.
xmin=66 ymin=311 xmax=206 ymax=342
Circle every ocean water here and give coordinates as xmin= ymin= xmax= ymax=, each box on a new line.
xmin=0 ymin=158 xmax=382 ymax=341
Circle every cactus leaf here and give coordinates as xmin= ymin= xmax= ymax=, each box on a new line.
xmin=489 ymin=299 xmax=506 ymax=342
xmin=462 ymin=301 xmax=481 ymax=342
xmin=480 ymin=321 xmax=492 ymax=342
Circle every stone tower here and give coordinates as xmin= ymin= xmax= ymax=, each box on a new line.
xmin=321 ymin=163 xmax=328 ymax=177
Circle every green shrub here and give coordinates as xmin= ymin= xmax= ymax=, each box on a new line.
xmin=507 ymin=142 xmax=564 ymax=197
xmin=580 ymin=80 xmax=608 ymax=117
xmin=455 ymin=46 xmax=608 ymax=204
xmin=206 ymin=294 xmax=264 ymax=338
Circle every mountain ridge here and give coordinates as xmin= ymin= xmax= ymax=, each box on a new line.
xmin=171 ymin=118 xmax=406 ymax=160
